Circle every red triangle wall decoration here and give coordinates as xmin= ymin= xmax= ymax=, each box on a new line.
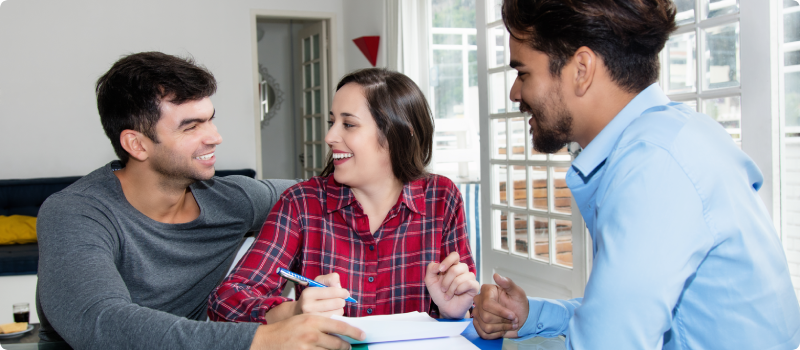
xmin=353 ymin=36 xmax=380 ymax=67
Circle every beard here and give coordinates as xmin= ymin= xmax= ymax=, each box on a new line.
xmin=149 ymin=145 xmax=215 ymax=188
xmin=520 ymin=87 xmax=573 ymax=154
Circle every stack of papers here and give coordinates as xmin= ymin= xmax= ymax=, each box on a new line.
xmin=331 ymin=312 xmax=479 ymax=349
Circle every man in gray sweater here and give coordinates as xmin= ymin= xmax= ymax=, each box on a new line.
xmin=36 ymin=52 xmax=364 ymax=350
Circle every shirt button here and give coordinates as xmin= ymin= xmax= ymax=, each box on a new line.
xmin=368 ymin=277 xmax=374 ymax=282
xmin=537 ymin=323 xmax=543 ymax=329
xmin=367 ymin=308 xmax=373 ymax=314
xmin=369 ymin=245 xmax=375 ymax=251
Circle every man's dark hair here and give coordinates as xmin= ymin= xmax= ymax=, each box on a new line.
xmin=321 ymin=68 xmax=434 ymax=183
xmin=96 ymin=52 xmax=217 ymax=165
xmin=503 ymin=0 xmax=677 ymax=93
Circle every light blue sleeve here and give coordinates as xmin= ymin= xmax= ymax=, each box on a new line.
xmin=566 ymin=142 xmax=714 ymax=349
xmin=516 ymin=297 xmax=582 ymax=339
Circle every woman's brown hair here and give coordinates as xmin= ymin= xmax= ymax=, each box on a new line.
xmin=320 ymin=68 xmax=433 ymax=183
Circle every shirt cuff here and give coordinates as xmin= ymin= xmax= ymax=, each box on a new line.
xmin=514 ymin=297 xmax=571 ymax=340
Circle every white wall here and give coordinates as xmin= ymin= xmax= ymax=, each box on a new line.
xmin=0 ymin=0 xmax=355 ymax=180
xmin=342 ymin=0 xmax=388 ymax=73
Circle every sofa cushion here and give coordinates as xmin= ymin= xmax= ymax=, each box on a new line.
xmin=0 ymin=215 xmax=37 ymax=245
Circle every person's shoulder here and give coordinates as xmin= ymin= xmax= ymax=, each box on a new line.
xmin=41 ymin=163 xmax=118 ymax=210
xmin=619 ymin=102 xmax=695 ymax=150
xmin=419 ymin=174 xmax=461 ymax=197
xmin=281 ymin=175 xmax=328 ymax=200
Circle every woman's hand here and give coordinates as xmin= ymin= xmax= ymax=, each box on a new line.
xmin=425 ymin=252 xmax=479 ymax=319
xmin=293 ymin=273 xmax=351 ymax=317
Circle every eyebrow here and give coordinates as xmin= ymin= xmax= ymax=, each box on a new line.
xmin=178 ymin=109 xmax=215 ymax=128
xmin=509 ymin=60 xmax=524 ymax=69
xmin=328 ymin=111 xmax=360 ymax=119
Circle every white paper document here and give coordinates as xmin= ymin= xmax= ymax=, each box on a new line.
xmin=331 ymin=311 xmax=473 ymax=345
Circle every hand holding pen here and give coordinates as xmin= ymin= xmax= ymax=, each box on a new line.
xmin=277 ymin=268 xmax=357 ymax=318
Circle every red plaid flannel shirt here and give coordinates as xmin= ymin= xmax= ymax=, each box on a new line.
xmin=208 ymin=174 xmax=475 ymax=323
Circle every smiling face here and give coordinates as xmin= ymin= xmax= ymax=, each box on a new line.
xmin=146 ymin=97 xmax=222 ymax=183
xmin=325 ymin=83 xmax=395 ymax=188
xmin=509 ymin=37 xmax=574 ymax=154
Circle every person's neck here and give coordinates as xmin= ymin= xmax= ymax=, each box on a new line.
xmin=349 ymin=175 xmax=405 ymax=233
xmin=572 ymin=81 xmax=640 ymax=149
xmin=114 ymin=162 xmax=200 ymax=224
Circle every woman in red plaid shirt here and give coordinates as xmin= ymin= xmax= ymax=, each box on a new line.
xmin=209 ymin=68 xmax=479 ymax=326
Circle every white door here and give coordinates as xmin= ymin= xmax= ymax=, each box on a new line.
xmin=476 ymin=0 xmax=589 ymax=300
xmin=297 ymin=21 xmax=330 ymax=179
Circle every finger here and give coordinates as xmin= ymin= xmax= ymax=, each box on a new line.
xmin=315 ymin=272 xmax=342 ymax=288
xmin=437 ymin=251 xmax=461 ymax=273
xmin=440 ymin=263 xmax=469 ymax=294
xmin=302 ymin=297 xmax=347 ymax=315
xmin=493 ymin=273 xmax=517 ymax=293
xmin=451 ymin=273 xmax=479 ymax=296
xmin=477 ymin=300 xmax=518 ymax=327
xmin=314 ymin=332 xmax=355 ymax=350
xmin=425 ymin=262 xmax=441 ymax=285
xmin=317 ymin=318 xmax=366 ymax=342
xmin=474 ymin=316 xmax=516 ymax=338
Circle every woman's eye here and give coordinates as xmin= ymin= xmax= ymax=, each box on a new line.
xmin=343 ymin=123 xmax=354 ymax=129
xmin=327 ymin=120 xmax=334 ymax=127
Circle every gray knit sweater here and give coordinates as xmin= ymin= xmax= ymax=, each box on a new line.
xmin=36 ymin=162 xmax=296 ymax=350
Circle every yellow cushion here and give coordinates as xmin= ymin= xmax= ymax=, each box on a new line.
xmin=0 ymin=215 xmax=37 ymax=245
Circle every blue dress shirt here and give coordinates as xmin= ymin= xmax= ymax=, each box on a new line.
xmin=515 ymin=84 xmax=800 ymax=349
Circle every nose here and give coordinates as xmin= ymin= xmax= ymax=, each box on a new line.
xmin=509 ymin=75 xmax=522 ymax=103
xmin=206 ymin=122 xmax=223 ymax=146
xmin=324 ymin=121 xmax=339 ymax=147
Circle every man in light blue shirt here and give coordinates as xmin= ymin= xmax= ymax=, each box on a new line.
xmin=472 ymin=0 xmax=800 ymax=349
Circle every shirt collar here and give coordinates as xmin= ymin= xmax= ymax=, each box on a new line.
xmin=324 ymin=175 xmax=427 ymax=215
xmin=570 ymin=83 xmax=670 ymax=177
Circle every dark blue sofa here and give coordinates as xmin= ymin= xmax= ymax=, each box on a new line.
xmin=0 ymin=168 xmax=256 ymax=276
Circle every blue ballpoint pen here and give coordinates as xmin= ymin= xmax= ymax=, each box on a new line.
xmin=277 ymin=267 xmax=358 ymax=303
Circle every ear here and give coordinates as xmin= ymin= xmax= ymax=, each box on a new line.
xmin=571 ymin=46 xmax=596 ymax=98
xmin=119 ymin=130 xmax=149 ymax=162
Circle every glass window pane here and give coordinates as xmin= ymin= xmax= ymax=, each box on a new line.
xmin=787 ymin=71 xmax=800 ymax=128
xmin=551 ymin=146 xmax=571 ymax=161
xmin=506 ymin=70 xmax=520 ymax=112
xmin=468 ymin=50 xmax=478 ymax=87
xmin=305 ymin=64 xmax=312 ymax=89
xmin=509 ymin=117 xmax=526 ymax=159
xmin=530 ymin=166 xmax=548 ymax=212
xmin=665 ymin=32 xmax=697 ymax=94
xmin=432 ymin=50 xmax=464 ymax=119
xmin=703 ymin=0 xmax=738 ymax=19
xmin=553 ymin=167 xmax=573 ymax=215
xmin=703 ymin=96 xmax=741 ymax=141
xmin=492 ymin=119 xmax=507 ymax=159
xmin=532 ymin=216 xmax=549 ymax=263
xmin=305 ymin=144 xmax=313 ymax=168
xmin=786 ymin=10 xmax=800 ymax=44
xmin=433 ymin=34 xmax=462 ymax=45
xmin=495 ymin=210 xmax=508 ymax=251
xmin=315 ymin=144 xmax=323 ymax=168
xmin=493 ymin=164 xmax=508 ymax=205
xmin=313 ymin=34 xmax=319 ymax=60
xmin=703 ymin=23 xmax=740 ymax=90
xmin=674 ymin=0 xmax=696 ymax=25
xmin=468 ymin=35 xmax=477 ymax=45
xmin=314 ymin=89 xmax=321 ymax=114
xmin=304 ymin=37 xmax=311 ymax=62
xmin=487 ymin=0 xmax=503 ymax=22
xmin=554 ymin=218 xmax=573 ymax=268
xmin=313 ymin=62 xmax=320 ymax=87
xmin=489 ymin=27 xmax=506 ymax=68
xmin=305 ymin=117 xmax=312 ymax=141
xmin=305 ymin=91 xmax=312 ymax=116
xmin=510 ymin=165 xmax=527 ymax=209
xmin=490 ymin=71 xmax=506 ymax=114
xmin=512 ymin=213 xmax=529 ymax=257
xmin=431 ymin=0 xmax=476 ymax=28
xmin=314 ymin=116 xmax=322 ymax=140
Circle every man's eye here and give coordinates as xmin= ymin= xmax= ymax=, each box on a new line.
xmin=186 ymin=125 xmax=197 ymax=131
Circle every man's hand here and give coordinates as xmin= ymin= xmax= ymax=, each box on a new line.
xmin=249 ymin=314 xmax=365 ymax=350
xmin=294 ymin=273 xmax=350 ymax=317
xmin=425 ymin=252 xmax=479 ymax=319
xmin=472 ymin=273 xmax=529 ymax=339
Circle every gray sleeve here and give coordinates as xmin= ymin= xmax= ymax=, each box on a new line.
xmin=36 ymin=194 xmax=259 ymax=350
xmin=226 ymin=177 xmax=299 ymax=232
